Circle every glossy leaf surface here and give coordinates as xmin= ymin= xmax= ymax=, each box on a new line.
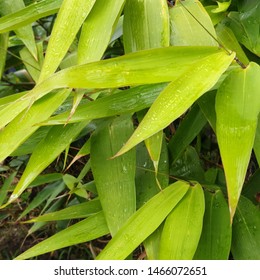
xmin=216 ymin=62 xmax=260 ymax=220
xmin=96 ymin=181 xmax=189 ymax=260
xmin=159 ymin=183 xmax=205 ymax=260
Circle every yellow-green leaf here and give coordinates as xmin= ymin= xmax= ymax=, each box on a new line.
xmin=194 ymin=187 xmax=232 ymax=260
xmin=216 ymin=62 xmax=260 ymax=221
xmin=96 ymin=181 xmax=189 ymax=260
xmin=170 ymin=0 xmax=218 ymax=46
xmin=115 ymin=50 xmax=235 ymax=156
xmin=0 ymin=0 xmax=38 ymax=59
xmin=123 ymin=0 xmax=169 ymax=53
xmin=91 ymin=115 xmax=136 ymax=236
xmin=38 ymin=0 xmax=96 ymax=82
xmin=0 ymin=89 xmax=71 ymax=163
xmin=78 ymin=0 xmax=125 ymax=64
xmin=159 ymin=183 xmax=205 ymax=259
xmin=15 ymin=211 xmax=109 ymax=260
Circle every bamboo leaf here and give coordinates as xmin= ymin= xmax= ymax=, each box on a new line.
xmin=0 ymin=32 xmax=8 ymax=77
xmin=115 ymin=51 xmax=235 ymax=156
xmin=231 ymin=196 xmax=260 ymax=260
xmin=41 ymin=84 xmax=167 ymax=125
xmin=136 ymin=140 xmax=169 ymax=209
xmin=19 ymin=45 xmax=42 ymax=82
xmin=0 ymin=0 xmax=62 ymax=33
xmin=194 ymin=187 xmax=231 ymax=260
xmin=38 ymin=0 xmax=96 ymax=82
xmin=0 ymin=89 xmax=71 ymax=162
xmin=1 ymin=122 xmax=87 ymax=207
xmin=19 ymin=181 xmax=65 ymax=220
xmin=168 ymin=104 xmax=207 ymax=161
xmin=91 ymin=115 xmax=136 ymax=236
xmin=96 ymin=181 xmax=190 ymax=260
xmin=78 ymin=0 xmax=125 ymax=64
xmin=0 ymin=0 xmax=38 ymax=59
xmin=26 ymin=199 xmax=102 ymax=223
xmin=216 ymin=22 xmax=249 ymax=66
xmin=169 ymin=0 xmax=218 ymax=46
xmin=123 ymin=0 xmax=169 ymax=53
xmin=0 ymin=46 xmax=228 ymax=129
xmin=159 ymin=183 xmax=205 ymax=260
xmin=15 ymin=211 xmax=109 ymax=260
xmin=216 ymin=62 xmax=260 ymax=221
xmin=254 ymin=118 xmax=260 ymax=166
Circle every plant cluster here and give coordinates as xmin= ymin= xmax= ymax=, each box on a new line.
xmin=0 ymin=0 xmax=259 ymax=260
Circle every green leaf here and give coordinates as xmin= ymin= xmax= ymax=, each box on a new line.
xmin=169 ymin=0 xmax=218 ymax=46
xmin=0 ymin=0 xmax=38 ymax=59
xmin=159 ymin=183 xmax=204 ymax=260
xmin=0 ymin=0 xmax=62 ymax=33
xmin=143 ymin=224 xmax=163 ymax=260
xmin=38 ymin=0 xmax=97 ymax=82
xmin=194 ymin=187 xmax=231 ymax=260
xmin=91 ymin=115 xmax=136 ymax=236
xmin=227 ymin=2 xmax=260 ymax=56
xmin=123 ymin=0 xmax=169 ymax=53
xmin=135 ymin=140 xmax=169 ymax=209
xmin=216 ymin=22 xmax=249 ymax=67
xmin=26 ymin=199 xmax=102 ymax=222
xmin=254 ymin=118 xmax=260 ymax=166
xmin=0 ymin=32 xmax=8 ymax=77
xmin=211 ymin=0 xmax=231 ymax=13
xmin=43 ymin=84 xmax=167 ymax=126
xmin=170 ymin=146 xmax=205 ymax=182
xmin=0 ymin=89 xmax=71 ymax=162
xmin=1 ymin=122 xmax=87 ymax=207
xmin=96 ymin=181 xmax=189 ymax=260
xmin=0 ymin=172 xmax=16 ymax=206
xmin=19 ymin=181 xmax=65 ymax=220
xmin=78 ymin=0 xmax=125 ymax=64
xmin=168 ymin=104 xmax=207 ymax=161
xmin=19 ymin=45 xmax=42 ymax=82
xmin=0 ymin=46 xmax=226 ymax=129
xmin=116 ymin=50 xmax=235 ymax=156
xmin=216 ymin=62 xmax=260 ymax=220
xmin=231 ymin=196 xmax=260 ymax=260
xmin=15 ymin=211 xmax=109 ymax=260
xmin=242 ymin=169 xmax=260 ymax=206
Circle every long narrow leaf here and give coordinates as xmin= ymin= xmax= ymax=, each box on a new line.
xmin=123 ymin=0 xmax=169 ymax=53
xmin=26 ymin=200 xmax=102 ymax=223
xmin=231 ymin=196 xmax=260 ymax=259
xmin=38 ymin=0 xmax=96 ymax=82
xmin=0 ymin=0 xmax=62 ymax=33
xmin=0 ymin=46 xmax=226 ymax=129
xmin=96 ymin=181 xmax=189 ymax=260
xmin=1 ymin=122 xmax=87 ymax=207
xmin=159 ymin=183 xmax=205 ymax=259
xmin=91 ymin=115 xmax=136 ymax=236
xmin=115 ymin=51 xmax=235 ymax=156
xmin=0 ymin=89 xmax=71 ymax=162
xmin=194 ymin=187 xmax=231 ymax=260
xmin=169 ymin=0 xmax=218 ymax=46
xmin=216 ymin=62 xmax=260 ymax=220
xmin=0 ymin=0 xmax=38 ymax=59
xmin=15 ymin=211 xmax=109 ymax=260
xmin=78 ymin=0 xmax=125 ymax=64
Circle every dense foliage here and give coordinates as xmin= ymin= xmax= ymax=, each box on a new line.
xmin=0 ymin=0 xmax=259 ymax=260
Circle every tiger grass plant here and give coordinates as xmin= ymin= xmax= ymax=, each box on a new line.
xmin=0 ymin=0 xmax=259 ymax=260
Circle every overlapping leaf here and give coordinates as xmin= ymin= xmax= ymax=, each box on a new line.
xmin=159 ymin=183 xmax=205 ymax=260
xmin=115 ymin=50 xmax=235 ymax=156
xmin=96 ymin=181 xmax=189 ymax=260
